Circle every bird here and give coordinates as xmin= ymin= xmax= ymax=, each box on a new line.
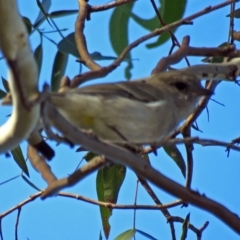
xmin=48 ymin=71 xmax=213 ymax=145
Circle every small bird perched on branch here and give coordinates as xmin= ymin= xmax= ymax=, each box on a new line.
xmin=48 ymin=71 xmax=213 ymax=145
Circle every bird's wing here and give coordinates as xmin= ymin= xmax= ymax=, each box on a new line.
xmin=67 ymin=80 xmax=166 ymax=103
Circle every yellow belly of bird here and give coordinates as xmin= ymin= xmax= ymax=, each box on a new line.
xmin=68 ymin=112 xmax=95 ymax=129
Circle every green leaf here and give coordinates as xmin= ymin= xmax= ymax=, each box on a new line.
xmin=147 ymin=0 xmax=186 ymax=48
xmin=51 ymin=51 xmax=68 ymax=92
xmin=57 ymin=33 xmax=117 ymax=61
xmin=21 ymin=175 xmax=41 ymax=191
xmin=109 ymin=3 xmax=134 ymax=79
xmin=96 ymin=170 xmax=111 ymax=239
xmin=163 ymin=143 xmax=186 ymax=178
xmin=99 ymin=231 xmax=103 ymax=240
xmin=75 ymin=146 xmax=87 ymax=152
xmin=202 ymin=42 xmax=230 ymax=63
xmin=49 ymin=10 xmax=78 ymax=18
xmin=227 ymin=8 xmax=240 ymax=18
xmin=83 ymin=152 xmax=97 ymax=162
xmin=136 ymin=229 xmax=158 ymax=240
xmin=1 ymin=77 xmax=9 ymax=92
xmin=181 ymin=213 xmax=190 ymax=240
xmin=109 ymin=4 xmax=133 ymax=56
xmin=130 ymin=0 xmax=186 ymax=48
xmin=34 ymin=0 xmax=51 ymax=28
xmin=114 ymin=229 xmax=136 ymax=240
xmin=34 ymin=43 xmax=43 ymax=76
xmin=22 ymin=17 xmax=32 ymax=34
xmin=11 ymin=146 xmax=29 ymax=177
xmin=57 ymin=33 xmax=81 ymax=58
xmin=0 ymin=89 xmax=7 ymax=99
xmin=97 ymin=164 xmax=126 ymax=239
xmin=36 ymin=0 xmax=52 ymax=27
xmin=124 ymin=62 xmax=133 ymax=80
xmin=90 ymin=52 xmax=117 ymax=61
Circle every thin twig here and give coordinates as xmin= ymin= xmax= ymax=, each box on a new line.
xmin=89 ymin=0 xmax=135 ymax=12
xmin=138 ymin=177 xmax=176 ymax=240
xmin=169 ymin=216 xmax=209 ymax=237
xmin=15 ymin=208 xmax=21 ymax=240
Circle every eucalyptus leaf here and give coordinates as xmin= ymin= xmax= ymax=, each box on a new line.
xmin=97 ymin=164 xmax=126 ymax=239
xmin=0 ymin=89 xmax=7 ymax=99
xmin=114 ymin=229 xmax=136 ymax=240
xmin=109 ymin=3 xmax=134 ymax=79
xmin=34 ymin=43 xmax=43 ymax=75
xmin=181 ymin=213 xmax=190 ymax=240
xmin=227 ymin=8 xmax=240 ymax=18
xmin=136 ymin=229 xmax=158 ymax=240
xmin=11 ymin=146 xmax=29 ymax=177
xmin=163 ymin=143 xmax=186 ymax=178
xmin=34 ymin=0 xmax=52 ymax=28
xmin=49 ymin=10 xmax=78 ymax=18
xmin=1 ymin=77 xmax=9 ymax=92
xmin=21 ymin=175 xmax=41 ymax=191
xmin=51 ymin=51 xmax=68 ymax=92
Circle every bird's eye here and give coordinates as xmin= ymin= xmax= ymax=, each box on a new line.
xmin=173 ymin=82 xmax=188 ymax=91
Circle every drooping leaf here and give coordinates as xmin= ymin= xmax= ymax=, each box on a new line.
xmin=57 ymin=33 xmax=82 ymax=58
xmin=36 ymin=0 xmax=52 ymax=27
xmin=22 ymin=16 xmax=32 ymax=34
xmin=97 ymin=164 xmax=126 ymax=239
xmin=51 ymin=51 xmax=68 ymax=92
xmin=34 ymin=0 xmax=52 ymax=28
xmin=1 ymin=77 xmax=9 ymax=92
xmin=163 ymin=143 xmax=186 ymax=178
xmin=114 ymin=229 xmax=136 ymax=240
xmin=136 ymin=229 xmax=158 ymax=240
xmin=180 ymin=213 xmax=190 ymax=240
xmin=49 ymin=10 xmax=78 ymax=18
xmin=11 ymin=146 xmax=29 ymax=177
xmin=0 ymin=89 xmax=7 ymax=99
xmin=202 ymin=42 xmax=230 ymax=63
xmin=75 ymin=146 xmax=87 ymax=152
xmin=90 ymin=52 xmax=117 ymax=61
xmin=227 ymin=8 xmax=240 ymax=18
xmin=57 ymin=33 xmax=117 ymax=61
xmin=96 ymin=170 xmax=111 ymax=239
xmin=83 ymin=151 xmax=97 ymax=162
xmin=34 ymin=43 xmax=43 ymax=76
xmin=109 ymin=3 xmax=134 ymax=79
xmin=21 ymin=175 xmax=41 ymax=191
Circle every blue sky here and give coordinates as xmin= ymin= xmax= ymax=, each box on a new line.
xmin=0 ymin=0 xmax=240 ymax=239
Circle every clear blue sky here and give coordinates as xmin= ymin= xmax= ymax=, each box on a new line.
xmin=0 ymin=0 xmax=240 ymax=239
